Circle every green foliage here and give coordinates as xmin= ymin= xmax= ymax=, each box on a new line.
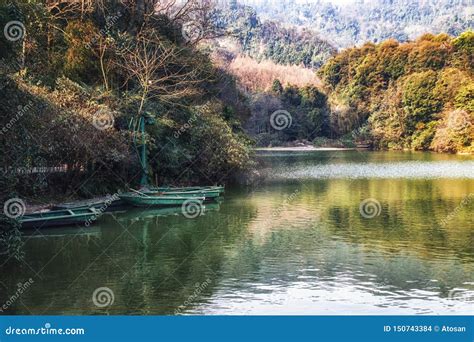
xmin=452 ymin=31 xmax=474 ymax=52
xmin=63 ymin=20 xmax=100 ymax=84
xmin=455 ymin=83 xmax=474 ymax=113
xmin=411 ymin=122 xmax=438 ymax=150
xmin=248 ymin=84 xmax=330 ymax=146
xmin=0 ymin=215 xmax=23 ymax=263
xmin=272 ymin=79 xmax=283 ymax=94
xmin=319 ymin=31 xmax=474 ymax=153
xmin=402 ymin=70 xmax=442 ymax=128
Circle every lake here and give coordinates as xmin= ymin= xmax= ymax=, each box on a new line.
xmin=1 ymin=151 xmax=473 ymax=315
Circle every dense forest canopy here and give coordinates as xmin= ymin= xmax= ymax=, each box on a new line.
xmin=319 ymin=32 xmax=474 ymax=153
xmin=211 ymin=2 xmax=336 ymax=68
xmin=243 ymin=31 xmax=473 ymax=152
xmin=236 ymin=0 xmax=473 ymax=48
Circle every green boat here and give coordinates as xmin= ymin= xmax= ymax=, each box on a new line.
xmin=119 ymin=193 xmax=205 ymax=207
xmin=143 ymin=189 xmax=222 ymax=200
xmin=151 ymin=186 xmax=225 ymax=194
xmin=18 ymin=208 xmax=100 ymax=229
xmin=52 ymin=197 xmax=126 ymax=212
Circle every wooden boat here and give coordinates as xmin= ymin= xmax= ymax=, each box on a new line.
xmin=18 ymin=208 xmax=100 ymax=229
xmin=119 ymin=193 xmax=205 ymax=207
xmin=52 ymin=197 xmax=125 ymax=211
xmin=150 ymin=186 xmax=225 ymax=194
xmin=143 ymin=189 xmax=222 ymax=200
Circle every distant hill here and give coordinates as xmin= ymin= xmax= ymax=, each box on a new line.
xmin=319 ymin=32 xmax=473 ymax=153
xmin=211 ymin=2 xmax=336 ymax=68
xmin=232 ymin=0 xmax=473 ymax=48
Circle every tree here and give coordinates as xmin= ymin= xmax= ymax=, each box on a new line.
xmin=271 ymin=79 xmax=283 ymax=94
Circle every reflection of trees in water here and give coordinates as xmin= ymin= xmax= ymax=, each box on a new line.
xmin=1 ymin=201 xmax=257 ymax=315
xmin=2 ymin=175 xmax=473 ymax=314
xmin=219 ymin=178 xmax=473 ymax=300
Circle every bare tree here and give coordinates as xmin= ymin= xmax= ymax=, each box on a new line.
xmin=116 ymin=28 xmax=204 ymax=116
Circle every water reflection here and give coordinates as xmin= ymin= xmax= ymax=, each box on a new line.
xmin=1 ymin=151 xmax=473 ymax=315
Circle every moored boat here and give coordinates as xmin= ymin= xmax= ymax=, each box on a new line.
xmin=119 ymin=193 xmax=205 ymax=207
xmin=18 ymin=208 xmax=100 ymax=229
xmin=143 ymin=189 xmax=222 ymax=200
xmin=52 ymin=197 xmax=125 ymax=211
xmin=150 ymin=186 xmax=225 ymax=194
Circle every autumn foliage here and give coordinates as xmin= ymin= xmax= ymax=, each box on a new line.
xmin=319 ymin=32 xmax=474 ymax=153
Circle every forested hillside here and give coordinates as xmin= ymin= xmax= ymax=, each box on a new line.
xmin=243 ymin=31 xmax=473 ymax=153
xmin=237 ymin=0 xmax=473 ymax=48
xmin=319 ymin=32 xmax=474 ymax=153
xmin=212 ymin=2 xmax=336 ymax=68
xmin=0 ymin=0 xmax=253 ymax=202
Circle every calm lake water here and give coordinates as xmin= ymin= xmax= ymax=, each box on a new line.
xmin=1 ymin=151 xmax=473 ymax=315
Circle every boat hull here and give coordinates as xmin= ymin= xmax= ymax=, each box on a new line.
xmin=151 ymin=186 xmax=224 ymax=194
xmin=144 ymin=190 xmax=222 ymax=200
xmin=119 ymin=194 xmax=205 ymax=207
xmin=52 ymin=199 xmax=126 ymax=211
xmin=19 ymin=208 xmax=99 ymax=229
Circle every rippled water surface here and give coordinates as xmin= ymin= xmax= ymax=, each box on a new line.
xmin=2 ymin=151 xmax=473 ymax=315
